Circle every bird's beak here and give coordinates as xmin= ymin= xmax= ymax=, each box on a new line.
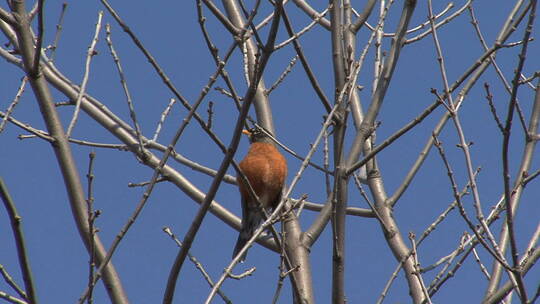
xmin=242 ymin=129 xmax=251 ymax=136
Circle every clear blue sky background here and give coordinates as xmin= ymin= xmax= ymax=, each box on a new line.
xmin=0 ymin=1 xmax=539 ymax=303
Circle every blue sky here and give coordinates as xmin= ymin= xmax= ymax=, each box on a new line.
xmin=0 ymin=1 xmax=539 ymax=303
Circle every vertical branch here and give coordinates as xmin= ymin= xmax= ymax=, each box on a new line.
xmin=408 ymin=233 xmax=432 ymax=304
xmin=0 ymin=178 xmax=38 ymax=304
xmin=323 ymin=128 xmax=331 ymax=196
xmin=500 ymin=2 xmax=537 ymax=301
xmin=31 ymin=0 xmax=43 ymax=75
xmin=502 ymin=1 xmax=537 ymax=267
xmin=10 ymin=1 xmax=128 ymax=302
xmin=86 ymin=152 xmax=97 ymax=304
xmin=372 ymin=0 xmax=385 ymax=96
xmin=329 ymin=0 xmax=348 ymax=301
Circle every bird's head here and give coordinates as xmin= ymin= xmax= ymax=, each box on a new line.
xmin=242 ymin=127 xmax=271 ymax=143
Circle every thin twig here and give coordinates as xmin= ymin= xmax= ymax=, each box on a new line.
xmin=206 ymin=101 xmax=214 ymax=129
xmin=0 ymin=77 xmax=27 ymax=133
xmin=272 ymin=229 xmax=287 ymax=304
xmin=86 ymin=152 xmax=97 ymax=304
xmin=152 ymin=98 xmax=176 ymax=142
xmin=66 ymin=11 xmax=103 ymax=137
xmin=0 ymin=264 xmax=26 ymax=300
xmin=254 ymin=123 xmax=332 ymax=174
xmin=427 ymin=233 xmax=470 ymax=294
xmin=47 ymin=2 xmax=68 ymax=62
xmin=105 ymin=23 xmax=146 ymax=154
xmin=409 ymin=233 xmax=432 ymax=304
xmin=265 ymin=55 xmax=297 ymax=95
xmin=483 ymin=83 xmax=505 ymax=133
xmin=346 ymin=98 xmax=441 ymax=176
xmin=522 ymin=168 xmax=540 ymax=186
xmin=356 ymin=2 xmax=454 ymax=37
xmin=472 ymin=247 xmax=492 ymax=280
xmin=323 ymin=128 xmax=331 ymax=197
xmin=405 ymin=0 xmax=472 ymax=44
xmin=127 ymin=178 xmax=167 ymax=188
xmin=519 ymin=71 xmax=539 ymax=85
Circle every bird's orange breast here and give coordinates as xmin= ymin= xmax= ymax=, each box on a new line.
xmin=238 ymin=142 xmax=287 ymax=209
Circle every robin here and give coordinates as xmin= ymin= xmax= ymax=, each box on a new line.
xmin=232 ymin=127 xmax=288 ymax=261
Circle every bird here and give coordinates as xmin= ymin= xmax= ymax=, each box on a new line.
xmin=232 ymin=127 xmax=288 ymax=262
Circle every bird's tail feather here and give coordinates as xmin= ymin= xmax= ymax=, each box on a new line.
xmin=232 ymin=211 xmax=263 ymax=262
xmin=232 ymin=233 xmax=249 ymax=262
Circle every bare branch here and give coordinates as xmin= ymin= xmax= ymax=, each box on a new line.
xmin=0 ymin=178 xmax=38 ymax=304
xmin=105 ymin=23 xmax=146 ymax=154
xmin=0 ymin=77 xmax=27 ymax=133
xmin=274 ymin=8 xmax=328 ymax=50
xmin=483 ymin=83 xmax=505 ymax=133
xmin=405 ymin=0 xmax=472 ymax=44
xmin=47 ymin=2 xmax=68 ymax=62
xmin=66 ymin=11 xmax=103 ymax=137
xmin=265 ymin=55 xmax=297 ymax=95
xmin=86 ymin=152 xmax=98 ymax=304
xmin=152 ymin=98 xmax=176 ymax=142
xmin=0 ymin=264 xmax=26 ymax=301
xmin=0 ymin=291 xmax=27 ymax=304
xmin=31 ymin=0 xmax=44 ymax=75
